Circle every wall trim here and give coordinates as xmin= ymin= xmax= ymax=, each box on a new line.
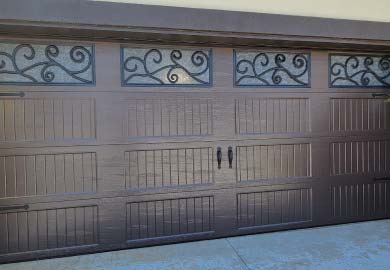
xmin=0 ymin=0 xmax=390 ymax=50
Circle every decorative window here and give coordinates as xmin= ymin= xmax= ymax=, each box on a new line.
xmin=0 ymin=42 xmax=95 ymax=85
xmin=234 ymin=50 xmax=310 ymax=87
xmin=329 ymin=54 xmax=390 ymax=87
xmin=121 ymin=47 xmax=211 ymax=86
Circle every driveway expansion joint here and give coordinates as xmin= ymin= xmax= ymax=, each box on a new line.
xmin=225 ymin=238 xmax=251 ymax=270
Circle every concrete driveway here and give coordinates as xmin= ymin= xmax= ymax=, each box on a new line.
xmin=2 ymin=220 xmax=390 ymax=270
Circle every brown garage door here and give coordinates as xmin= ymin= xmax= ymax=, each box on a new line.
xmin=0 ymin=39 xmax=389 ymax=263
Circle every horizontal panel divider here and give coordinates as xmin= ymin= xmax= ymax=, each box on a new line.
xmin=1 ymin=133 xmax=390 ymax=149
xmin=0 ymin=178 xmax=323 ymax=206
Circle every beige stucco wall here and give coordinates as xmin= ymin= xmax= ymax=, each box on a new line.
xmin=96 ymin=0 xmax=390 ymax=22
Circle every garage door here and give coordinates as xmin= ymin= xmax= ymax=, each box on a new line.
xmin=0 ymin=40 xmax=389 ymax=263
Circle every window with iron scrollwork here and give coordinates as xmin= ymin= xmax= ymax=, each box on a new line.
xmin=121 ymin=47 xmax=211 ymax=86
xmin=234 ymin=50 xmax=310 ymax=87
xmin=329 ymin=54 xmax=390 ymax=87
xmin=0 ymin=42 xmax=95 ymax=85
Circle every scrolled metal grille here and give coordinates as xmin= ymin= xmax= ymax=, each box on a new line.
xmin=121 ymin=47 xmax=211 ymax=86
xmin=330 ymin=54 xmax=390 ymax=87
xmin=0 ymin=43 xmax=94 ymax=85
xmin=234 ymin=51 xmax=310 ymax=87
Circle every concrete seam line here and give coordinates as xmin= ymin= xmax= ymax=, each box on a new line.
xmin=225 ymin=238 xmax=251 ymax=270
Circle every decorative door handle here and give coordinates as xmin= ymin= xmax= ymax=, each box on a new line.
xmin=0 ymin=92 xmax=25 ymax=97
xmin=217 ymin=147 xmax=222 ymax=169
xmin=228 ymin=146 xmax=233 ymax=169
xmin=0 ymin=204 xmax=29 ymax=211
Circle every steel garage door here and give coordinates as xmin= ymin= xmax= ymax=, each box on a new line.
xmin=0 ymin=40 xmax=390 ymax=263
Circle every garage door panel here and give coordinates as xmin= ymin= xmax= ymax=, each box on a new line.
xmin=0 ymin=151 xmax=97 ymax=200
xmin=0 ymin=202 xmax=99 ymax=257
xmin=0 ymin=96 xmax=96 ymax=143
xmin=1 ymin=39 xmax=390 ymax=263
xmin=232 ymin=93 xmax=331 ymax=138
xmin=232 ymin=93 xmax=390 ymax=139
xmin=124 ymin=146 xmax=214 ymax=190
xmin=330 ymin=180 xmax=390 ymax=220
xmin=126 ymin=195 xmax=215 ymax=242
xmin=330 ymin=139 xmax=390 ymax=177
xmin=232 ymin=138 xmax=324 ymax=183
xmin=330 ymin=97 xmax=390 ymax=132
xmin=125 ymin=98 xmax=214 ymax=138
xmin=0 ymin=143 xmax=219 ymax=196
xmin=236 ymin=143 xmax=312 ymax=182
xmin=237 ymin=187 xmax=313 ymax=229
xmin=235 ymin=97 xmax=311 ymax=135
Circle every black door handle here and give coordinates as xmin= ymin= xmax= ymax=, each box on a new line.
xmin=0 ymin=204 xmax=29 ymax=211
xmin=0 ymin=92 xmax=25 ymax=97
xmin=228 ymin=146 xmax=233 ymax=169
xmin=217 ymin=147 xmax=222 ymax=169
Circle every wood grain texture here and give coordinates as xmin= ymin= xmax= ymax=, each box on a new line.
xmin=0 ymin=205 xmax=98 ymax=254
xmin=236 ymin=98 xmax=311 ymax=135
xmin=237 ymin=143 xmax=311 ymax=181
xmin=331 ymin=182 xmax=390 ymax=218
xmin=0 ymin=98 xmax=95 ymax=142
xmin=125 ymin=147 xmax=213 ymax=189
xmin=126 ymin=196 xmax=214 ymax=240
xmin=0 ymin=42 xmax=389 ymax=263
xmin=330 ymin=140 xmax=390 ymax=176
xmin=126 ymin=98 xmax=213 ymax=137
xmin=0 ymin=152 xmax=97 ymax=198
xmin=237 ymin=188 xmax=312 ymax=229
xmin=330 ymin=98 xmax=390 ymax=132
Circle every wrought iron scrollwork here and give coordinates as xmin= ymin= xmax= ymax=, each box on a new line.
xmin=121 ymin=47 xmax=211 ymax=86
xmin=330 ymin=54 xmax=390 ymax=87
xmin=0 ymin=43 xmax=94 ymax=85
xmin=234 ymin=51 xmax=310 ymax=87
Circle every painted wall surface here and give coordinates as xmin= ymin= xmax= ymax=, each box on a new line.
xmin=95 ymin=0 xmax=390 ymax=22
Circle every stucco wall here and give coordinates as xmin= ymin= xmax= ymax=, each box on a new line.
xmin=95 ymin=0 xmax=390 ymax=22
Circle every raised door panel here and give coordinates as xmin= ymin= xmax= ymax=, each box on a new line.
xmin=0 ymin=93 xmax=97 ymax=147
xmin=125 ymin=147 xmax=214 ymax=189
xmin=0 ymin=97 xmax=96 ymax=142
xmin=330 ymin=182 xmax=390 ymax=219
xmin=235 ymin=97 xmax=311 ymax=135
xmin=236 ymin=143 xmax=312 ymax=182
xmin=125 ymin=98 xmax=214 ymax=138
xmin=126 ymin=195 xmax=215 ymax=241
xmin=0 ymin=152 xmax=97 ymax=199
xmin=0 ymin=200 xmax=100 ymax=260
xmin=330 ymin=98 xmax=390 ymax=132
xmin=237 ymin=187 xmax=313 ymax=229
xmin=330 ymin=139 xmax=390 ymax=177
